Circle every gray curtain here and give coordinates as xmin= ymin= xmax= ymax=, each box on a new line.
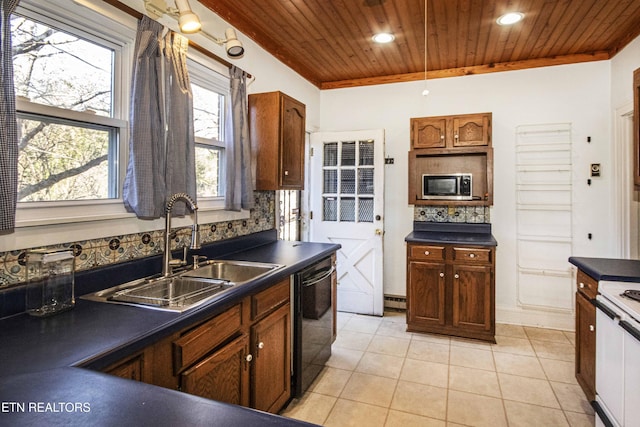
xmin=0 ymin=0 xmax=20 ymax=233
xmin=123 ymin=16 xmax=196 ymax=218
xmin=225 ymin=66 xmax=254 ymax=211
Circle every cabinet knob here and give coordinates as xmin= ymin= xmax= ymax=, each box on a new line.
xmin=246 ymin=354 xmax=253 ymax=362
xmin=440 ymin=135 xmax=445 ymax=140
xmin=258 ymin=342 xmax=265 ymax=349
xmin=579 ymin=282 xmax=585 ymax=289
xmin=284 ymin=170 xmax=289 ymax=176
xmin=469 ymin=253 xmax=476 ymax=258
xmin=424 ymin=251 xmax=430 ymax=255
xmin=589 ymin=325 xmax=595 ymax=332
xmin=439 ymin=272 xmax=444 ymax=278
xmin=454 ymin=274 xmax=459 ymax=279
xmin=454 ymin=134 xmax=459 ymax=140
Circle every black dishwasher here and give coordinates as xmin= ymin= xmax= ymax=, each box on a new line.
xmin=292 ymin=256 xmax=334 ymax=397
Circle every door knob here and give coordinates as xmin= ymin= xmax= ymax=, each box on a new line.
xmin=375 ymin=229 xmax=383 ymax=235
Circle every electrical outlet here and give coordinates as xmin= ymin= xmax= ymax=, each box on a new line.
xmin=385 ymin=158 xmax=394 ymax=164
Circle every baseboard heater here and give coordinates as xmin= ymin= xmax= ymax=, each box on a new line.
xmin=384 ymin=294 xmax=406 ymax=310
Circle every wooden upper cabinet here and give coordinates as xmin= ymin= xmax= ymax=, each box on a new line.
xmin=634 ymin=67 xmax=640 ymax=190
xmin=411 ymin=113 xmax=491 ymax=149
xmin=412 ymin=117 xmax=447 ymax=149
xmin=249 ymin=91 xmax=306 ymax=190
xmin=453 ymin=114 xmax=491 ymax=147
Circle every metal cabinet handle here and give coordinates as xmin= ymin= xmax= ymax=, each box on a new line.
xmin=258 ymin=342 xmax=265 ymax=349
xmin=439 ymin=272 xmax=444 ymax=278
xmin=246 ymin=354 xmax=253 ymax=362
xmin=454 ymin=274 xmax=459 ymax=279
xmin=589 ymin=325 xmax=595 ymax=332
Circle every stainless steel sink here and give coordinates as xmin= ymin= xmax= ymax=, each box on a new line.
xmin=181 ymin=260 xmax=284 ymax=284
xmin=81 ymin=260 xmax=283 ymax=312
xmin=81 ymin=275 xmax=234 ymax=312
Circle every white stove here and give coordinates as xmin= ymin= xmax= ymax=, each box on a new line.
xmin=598 ymin=280 xmax=640 ymax=322
xmin=594 ymin=280 xmax=640 ymax=427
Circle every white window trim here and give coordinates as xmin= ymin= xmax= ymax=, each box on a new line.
xmin=4 ymin=0 xmax=250 ymax=253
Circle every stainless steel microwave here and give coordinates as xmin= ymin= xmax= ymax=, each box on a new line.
xmin=422 ymin=173 xmax=472 ymax=200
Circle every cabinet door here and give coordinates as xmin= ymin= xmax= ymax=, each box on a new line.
xmin=407 ymin=260 xmax=446 ymax=327
xmin=280 ymin=95 xmax=305 ymax=189
xmin=180 ymin=334 xmax=250 ymax=407
xmin=451 ymin=264 xmax=492 ymax=332
xmin=105 ymin=354 xmax=144 ymax=382
xmin=452 ymin=114 xmax=490 ymax=147
xmin=634 ymin=67 xmax=640 ymax=190
xmin=575 ymin=291 xmax=596 ymax=401
xmin=251 ymin=302 xmax=291 ymax=413
xmin=412 ymin=117 xmax=446 ymax=149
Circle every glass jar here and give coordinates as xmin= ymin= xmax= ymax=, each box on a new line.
xmin=25 ymin=249 xmax=75 ymax=317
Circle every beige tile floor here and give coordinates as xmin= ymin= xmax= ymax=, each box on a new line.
xmin=281 ymin=310 xmax=595 ymax=427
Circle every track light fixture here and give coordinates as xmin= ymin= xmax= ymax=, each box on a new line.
xmin=201 ymin=28 xmax=244 ymax=57
xmin=143 ymin=0 xmax=244 ymax=57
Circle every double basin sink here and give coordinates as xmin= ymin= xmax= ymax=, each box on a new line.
xmin=82 ymin=260 xmax=284 ymax=313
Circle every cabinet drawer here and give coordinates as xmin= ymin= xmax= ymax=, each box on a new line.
xmin=453 ymin=247 xmax=492 ymax=264
xmin=252 ymin=278 xmax=290 ymax=320
xmin=409 ymin=245 xmax=445 ymax=261
xmin=174 ymin=304 xmax=242 ymax=374
xmin=576 ymin=269 xmax=598 ymax=300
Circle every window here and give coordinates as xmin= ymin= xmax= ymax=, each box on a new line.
xmin=12 ymin=12 xmax=124 ymax=203
xmin=189 ymin=59 xmax=228 ymax=200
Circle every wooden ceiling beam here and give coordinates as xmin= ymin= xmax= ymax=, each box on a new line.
xmin=320 ymin=51 xmax=610 ymax=90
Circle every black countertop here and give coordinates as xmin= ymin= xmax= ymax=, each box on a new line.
xmin=569 ymin=257 xmax=640 ymax=283
xmin=405 ymin=222 xmax=498 ymax=247
xmin=0 ymin=232 xmax=338 ymax=426
xmin=0 ymin=368 xmax=316 ymax=427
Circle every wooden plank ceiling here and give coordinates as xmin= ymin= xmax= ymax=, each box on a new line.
xmin=199 ymin=0 xmax=640 ymax=89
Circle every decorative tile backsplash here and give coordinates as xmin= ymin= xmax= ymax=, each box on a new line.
xmin=414 ymin=206 xmax=491 ymax=223
xmin=0 ymin=192 xmax=275 ymax=289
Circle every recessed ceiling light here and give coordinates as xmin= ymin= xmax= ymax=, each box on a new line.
xmin=497 ymin=12 xmax=524 ymax=26
xmin=372 ymin=32 xmax=395 ymax=43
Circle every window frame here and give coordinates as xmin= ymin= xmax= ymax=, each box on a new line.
xmin=188 ymin=54 xmax=230 ymax=203
xmin=3 ymin=0 xmax=248 ymax=253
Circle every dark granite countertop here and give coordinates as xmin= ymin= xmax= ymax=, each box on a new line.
xmin=0 ymin=231 xmax=337 ymax=426
xmin=569 ymin=257 xmax=640 ymax=283
xmin=0 ymin=368 xmax=317 ymax=427
xmin=405 ymin=222 xmax=498 ymax=247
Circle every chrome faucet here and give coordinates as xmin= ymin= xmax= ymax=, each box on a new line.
xmin=163 ymin=193 xmax=200 ymax=277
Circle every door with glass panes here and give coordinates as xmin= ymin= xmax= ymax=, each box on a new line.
xmin=309 ymin=130 xmax=384 ymax=315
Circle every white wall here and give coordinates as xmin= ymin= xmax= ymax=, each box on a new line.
xmin=320 ymin=61 xmax=613 ymax=328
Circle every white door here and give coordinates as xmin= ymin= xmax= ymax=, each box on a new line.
xmin=309 ymin=130 xmax=385 ymax=316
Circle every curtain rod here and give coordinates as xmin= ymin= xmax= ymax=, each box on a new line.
xmin=100 ymin=0 xmax=251 ymax=77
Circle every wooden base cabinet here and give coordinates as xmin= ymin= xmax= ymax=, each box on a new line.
xmin=100 ymin=278 xmax=292 ymax=415
xmin=251 ymin=303 xmax=291 ymax=413
xmin=575 ymin=270 xmax=597 ymax=401
xmin=407 ymin=243 xmax=495 ymax=342
xmin=181 ymin=334 xmax=250 ymax=406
